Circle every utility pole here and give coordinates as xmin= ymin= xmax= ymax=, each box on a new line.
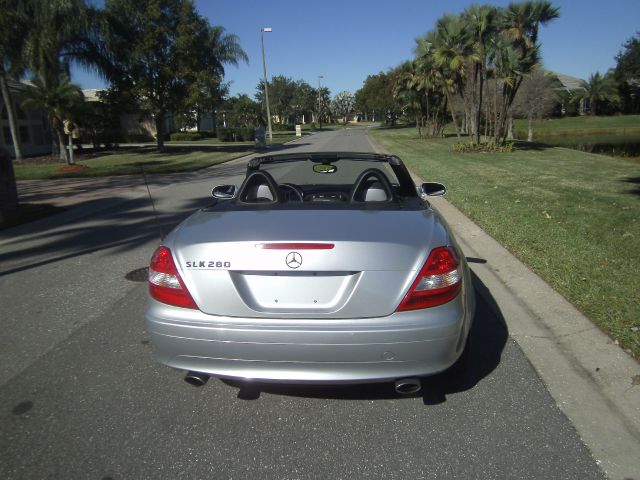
xmin=261 ymin=27 xmax=273 ymax=143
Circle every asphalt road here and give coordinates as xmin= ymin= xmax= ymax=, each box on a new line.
xmin=0 ymin=128 xmax=605 ymax=479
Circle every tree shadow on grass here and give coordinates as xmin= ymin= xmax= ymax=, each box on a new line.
xmin=622 ymin=176 xmax=640 ymax=196
xmin=122 ymin=160 xmax=172 ymax=168
xmin=511 ymin=140 xmax=553 ymax=151
xmin=223 ymin=270 xmax=508 ymax=404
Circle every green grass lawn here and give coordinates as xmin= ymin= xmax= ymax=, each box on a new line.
xmin=514 ymin=114 xmax=640 ymax=137
xmin=14 ymin=147 xmax=252 ymax=180
xmin=371 ymin=126 xmax=640 ymax=358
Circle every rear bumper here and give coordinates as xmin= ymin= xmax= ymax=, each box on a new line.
xmin=145 ymin=293 xmax=473 ymax=384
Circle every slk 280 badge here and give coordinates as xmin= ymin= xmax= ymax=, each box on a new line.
xmin=185 ymin=260 xmax=231 ymax=268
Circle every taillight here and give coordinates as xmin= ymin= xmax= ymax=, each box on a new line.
xmin=397 ymin=246 xmax=462 ymax=311
xmin=148 ymin=246 xmax=197 ymax=309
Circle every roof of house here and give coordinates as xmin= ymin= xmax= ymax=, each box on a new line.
xmin=547 ymin=71 xmax=586 ymax=91
xmin=81 ymin=89 xmax=104 ymax=102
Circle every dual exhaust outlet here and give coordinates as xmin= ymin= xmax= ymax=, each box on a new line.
xmin=184 ymin=371 xmax=422 ymax=395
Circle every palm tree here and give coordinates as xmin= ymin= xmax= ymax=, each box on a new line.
xmin=494 ymin=0 xmax=559 ymax=143
xmin=22 ymin=75 xmax=85 ymax=164
xmin=24 ymin=0 xmax=96 ymax=84
xmin=573 ymin=72 xmax=619 ymax=115
xmin=22 ymin=0 xmax=101 ymax=159
xmin=427 ymin=15 xmax=471 ymax=138
xmin=0 ymin=0 xmax=32 ymax=226
xmin=0 ymin=0 xmax=31 ymax=161
xmin=463 ymin=4 xmax=498 ymax=143
xmin=207 ymin=26 xmax=249 ymax=75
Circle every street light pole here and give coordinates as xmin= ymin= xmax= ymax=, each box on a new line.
xmin=317 ymin=75 xmax=324 ymax=130
xmin=261 ymin=27 xmax=273 ymax=143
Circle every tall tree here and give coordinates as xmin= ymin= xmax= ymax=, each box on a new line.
xmin=23 ymin=0 xmax=102 ymax=159
xmin=102 ymin=0 xmax=246 ymax=150
xmin=463 ymin=4 xmax=497 ymax=143
xmin=0 ymin=0 xmax=30 ymax=161
xmin=614 ymin=32 xmax=640 ymax=114
xmin=22 ymin=75 xmax=85 ymax=164
xmin=221 ymin=94 xmax=263 ymax=128
xmin=512 ymin=67 xmax=558 ymax=140
xmin=290 ymin=80 xmax=317 ymax=124
xmin=316 ymin=86 xmax=331 ymax=126
xmin=255 ymin=75 xmax=297 ymax=124
xmin=426 ymin=15 xmax=470 ymax=138
xmin=355 ymin=71 xmax=399 ymax=124
xmin=330 ymin=91 xmax=355 ymax=125
xmin=494 ymin=0 xmax=559 ymax=143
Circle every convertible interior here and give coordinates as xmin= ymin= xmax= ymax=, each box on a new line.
xmin=237 ymin=168 xmax=398 ymax=205
xmin=208 ymin=153 xmax=425 ymax=210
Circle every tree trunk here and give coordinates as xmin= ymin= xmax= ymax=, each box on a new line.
xmin=155 ymin=112 xmax=165 ymax=151
xmin=493 ymin=77 xmax=498 ymax=140
xmin=444 ymin=90 xmax=461 ymax=139
xmin=475 ymin=63 xmax=484 ymax=145
xmin=0 ymin=68 xmax=24 ymax=160
xmin=527 ymin=114 xmax=534 ymax=142
xmin=0 ymin=147 xmax=19 ymax=227
xmin=55 ymin=128 xmax=69 ymax=164
xmin=507 ymin=115 xmax=514 ymax=140
xmin=67 ymin=133 xmax=75 ymax=165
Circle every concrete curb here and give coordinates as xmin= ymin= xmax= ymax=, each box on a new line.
xmin=368 ymin=131 xmax=639 ymax=480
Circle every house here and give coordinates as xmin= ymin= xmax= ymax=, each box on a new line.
xmin=0 ymin=80 xmax=52 ymax=158
xmin=82 ymin=89 xmax=213 ymax=141
xmin=547 ymin=71 xmax=588 ymax=114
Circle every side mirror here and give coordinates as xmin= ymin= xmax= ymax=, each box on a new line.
xmin=212 ymin=185 xmax=236 ymax=199
xmin=420 ymin=182 xmax=447 ymax=197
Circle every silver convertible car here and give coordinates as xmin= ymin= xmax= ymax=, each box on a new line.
xmin=145 ymin=152 xmax=475 ymax=394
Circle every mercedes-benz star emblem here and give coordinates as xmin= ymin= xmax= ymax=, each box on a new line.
xmin=285 ymin=251 xmax=302 ymax=269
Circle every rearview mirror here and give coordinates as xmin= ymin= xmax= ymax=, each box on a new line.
xmin=313 ymin=164 xmax=337 ymax=174
xmin=420 ymin=182 xmax=447 ymax=196
xmin=212 ymin=184 xmax=236 ymax=199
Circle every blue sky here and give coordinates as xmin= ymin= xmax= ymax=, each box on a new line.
xmin=74 ymin=0 xmax=640 ymax=97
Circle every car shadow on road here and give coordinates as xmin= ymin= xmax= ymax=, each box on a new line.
xmin=224 ymin=271 xmax=508 ymax=404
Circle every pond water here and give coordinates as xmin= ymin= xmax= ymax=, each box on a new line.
xmin=528 ymin=133 xmax=640 ymax=158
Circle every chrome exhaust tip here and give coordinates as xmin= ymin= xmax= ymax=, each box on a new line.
xmin=184 ymin=371 xmax=209 ymax=387
xmin=394 ymin=377 xmax=422 ymax=395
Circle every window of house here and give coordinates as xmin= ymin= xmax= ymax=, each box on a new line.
xmin=19 ymin=125 xmax=30 ymax=143
xmin=32 ymin=124 xmax=44 ymax=145
xmin=3 ymin=127 xmax=13 ymax=145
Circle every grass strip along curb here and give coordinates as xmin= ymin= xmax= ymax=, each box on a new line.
xmin=371 ymin=126 xmax=640 ymax=359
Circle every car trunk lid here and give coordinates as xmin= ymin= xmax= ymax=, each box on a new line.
xmin=171 ymin=209 xmax=443 ymax=318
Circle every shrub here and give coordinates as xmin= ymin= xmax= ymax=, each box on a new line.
xmin=118 ymin=133 xmax=153 ymax=143
xmin=271 ymin=123 xmax=295 ymax=132
xmin=451 ymin=140 xmax=514 ymax=153
xmin=238 ymin=127 xmax=255 ymax=141
xmin=216 ymin=127 xmax=255 ymax=142
xmin=309 ymin=122 xmax=317 ymax=131
xmin=169 ymin=132 xmax=202 ymax=141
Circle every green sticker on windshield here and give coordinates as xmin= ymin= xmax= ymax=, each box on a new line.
xmin=313 ymin=164 xmax=337 ymax=174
